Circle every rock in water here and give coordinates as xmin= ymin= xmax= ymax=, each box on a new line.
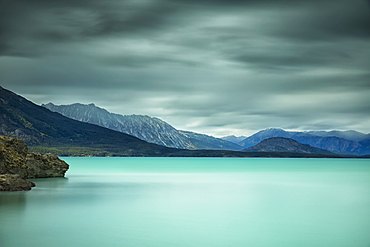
xmin=0 ymin=135 xmax=69 ymax=191
xmin=26 ymin=153 xmax=69 ymax=178
xmin=0 ymin=174 xmax=36 ymax=191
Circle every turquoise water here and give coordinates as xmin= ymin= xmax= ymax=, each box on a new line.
xmin=1 ymin=158 xmax=370 ymax=247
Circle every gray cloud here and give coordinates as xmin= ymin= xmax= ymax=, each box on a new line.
xmin=1 ymin=0 xmax=369 ymax=136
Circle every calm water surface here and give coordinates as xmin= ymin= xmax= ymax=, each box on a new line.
xmin=1 ymin=158 xmax=370 ymax=247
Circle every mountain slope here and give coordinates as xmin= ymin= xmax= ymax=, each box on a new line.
xmin=42 ymin=102 xmax=191 ymax=149
xmin=239 ymin=128 xmax=369 ymax=155
xmin=239 ymin=128 xmax=294 ymax=148
xmin=42 ymin=102 xmax=243 ymax=151
xmin=243 ymin=137 xmax=334 ymax=155
xmin=221 ymin=135 xmax=247 ymax=144
xmin=178 ymin=131 xmax=244 ymax=151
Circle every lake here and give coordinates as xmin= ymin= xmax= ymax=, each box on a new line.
xmin=1 ymin=157 xmax=370 ymax=247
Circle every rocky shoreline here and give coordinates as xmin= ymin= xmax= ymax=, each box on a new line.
xmin=0 ymin=174 xmax=36 ymax=191
xmin=0 ymin=136 xmax=69 ymax=191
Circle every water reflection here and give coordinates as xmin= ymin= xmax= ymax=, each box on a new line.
xmin=0 ymin=192 xmax=27 ymax=209
xmin=0 ymin=191 xmax=28 ymax=247
xmin=0 ymin=178 xmax=70 ymax=216
xmin=30 ymin=177 xmax=69 ymax=189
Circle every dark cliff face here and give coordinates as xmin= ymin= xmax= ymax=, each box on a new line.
xmin=243 ymin=137 xmax=334 ymax=155
xmin=0 ymin=135 xmax=69 ymax=191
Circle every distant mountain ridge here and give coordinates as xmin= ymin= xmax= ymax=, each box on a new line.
xmin=305 ymin=130 xmax=368 ymax=142
xmin=42 ymin=103 xmax=243 ymax=151
xmin=178 ymin=130 xmax=243 ymax=150
xmin=243 ymin=137 xmax=334 ymax=155
xmin=221 ymin=135 xmax=247 ymax=144
xmin=236 ymin=128 xmax=370 ymax=155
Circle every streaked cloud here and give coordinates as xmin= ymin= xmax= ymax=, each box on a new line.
xmin=1 ymin=0 xmax=369 ymax=136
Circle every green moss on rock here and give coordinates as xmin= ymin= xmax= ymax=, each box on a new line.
xmin=0 ymin=135 xmax=69 ymax=191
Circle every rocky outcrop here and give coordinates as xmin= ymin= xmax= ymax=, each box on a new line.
xmin=0 ymin=174 xmax=35 ymax=191
xmin=25 ymin=153 xmax=69 ymax=178
xmin=0 ymin=136 xmax=28 ymax=175
xmin=0 ymin=135 xmax=69 ymax=191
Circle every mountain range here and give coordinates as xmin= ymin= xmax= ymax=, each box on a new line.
xmin=234 ymin=128 xmax=370 ymax=155
xmin=3 ymin=86 xmax=337 ymax=157
xmin=42 ymin=102 xmax=243 ymax=151
xmin=43 ymin=102 xmax=370 ymax=156
xmin=1 ymin=86 xmax=368 ymax=157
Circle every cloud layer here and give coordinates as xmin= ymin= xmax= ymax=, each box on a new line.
xmin=1 ymin=0 xmax=370 ymax=136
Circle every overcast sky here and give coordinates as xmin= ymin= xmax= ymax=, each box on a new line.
xmin=1 ymin=0 xmax=370 ymax=136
